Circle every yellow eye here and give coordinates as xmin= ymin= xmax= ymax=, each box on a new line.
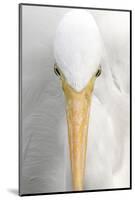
xmin=95 ymin=67 xmax=102 ymax=77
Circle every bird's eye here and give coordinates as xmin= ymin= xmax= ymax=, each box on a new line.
xmin=54 ymin=67 xmax=61 ymax=77
xmin=95 ymin=67 xmax=102 ymax=77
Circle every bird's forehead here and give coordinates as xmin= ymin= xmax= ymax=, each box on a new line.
xmin=54 ymin=10 xmax=102 ymax=91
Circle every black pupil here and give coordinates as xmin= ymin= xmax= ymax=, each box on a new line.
xmin=54 ymin=68 xmax=61 ymax=76
xmin=96 ymin=69 xmax=101 ymax=77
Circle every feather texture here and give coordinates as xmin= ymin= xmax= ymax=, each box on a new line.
xmin=20 ymin=7 xmax=130 ymax=194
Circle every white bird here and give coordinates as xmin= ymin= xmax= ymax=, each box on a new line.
xmin=20 ymin=9 xmax=130 ymax=195
xmin=54 ymin=10 xmax=105 ymax=191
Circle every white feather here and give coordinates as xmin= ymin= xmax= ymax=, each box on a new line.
xmin=54 ymin=10 xmax=103 ymax=91
xmin=20 ymin=7 xmax=130 ymax=194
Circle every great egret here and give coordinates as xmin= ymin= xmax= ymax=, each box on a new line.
xmin=21 ymin=9 xmax=130 ymax=194
xmin=54 ymin=10 xmax=104 ymax=190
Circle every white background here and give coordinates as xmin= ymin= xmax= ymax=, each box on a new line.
xmin=0 ymin=0 xmax=134 ymax=200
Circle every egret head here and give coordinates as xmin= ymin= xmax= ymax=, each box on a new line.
xmin=53 ymin=10 xmax=102 ymax=191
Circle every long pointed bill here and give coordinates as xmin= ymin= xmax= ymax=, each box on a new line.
xmin=62 ymin=78 xmax=95 ymax=191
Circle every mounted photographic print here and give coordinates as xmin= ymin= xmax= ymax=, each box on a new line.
xmin=19 ymin=3 xmax=132 ymax=196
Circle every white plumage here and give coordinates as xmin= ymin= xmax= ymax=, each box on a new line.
xmin=54 ymin=10 xmax=103 ymax=91
xmin=20 ymin=8 xmax=130 ymax=194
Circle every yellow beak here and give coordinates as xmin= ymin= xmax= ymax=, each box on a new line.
xmin=62 ymin=77 xmax=95 ymax=191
